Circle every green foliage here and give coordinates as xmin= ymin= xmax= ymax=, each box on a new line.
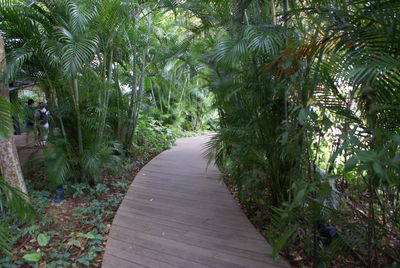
xmin=45 ymin=136 xmax=122 ymax=186
xmin=1 ymin=0 xmax=213 ymax=189
xmin=188 ymin=0 xmax=400 ymax=266
xmin=22 ymin=253 xmax=41 ymax=262
xmin=0 ymin=0 xmax=215 ymax=266
xmin=0 ymin=177 xmax=35 ymax=254
xmin=0 ymin=171 xmax=135 ymax=266
xmin=134 ymin=116 xmax=176 ymax=154
xmin=0 ymin=96 xmax=13 ymax=139
xmin=37 ymin=233 xmax=50 ymax=247
xmin=3 ymin=0 xmax=399 ymax=266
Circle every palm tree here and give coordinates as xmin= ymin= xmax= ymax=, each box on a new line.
xmin=0 ymin=34 xmax=27 ymax=194
xmin=171 ymin=0 xmax=400 ymax=266
xmin=0 ymin=34 xmax=34 ymax=256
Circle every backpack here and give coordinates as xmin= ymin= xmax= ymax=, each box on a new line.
xmin=39 ymin=110 xmax=50 ymax=125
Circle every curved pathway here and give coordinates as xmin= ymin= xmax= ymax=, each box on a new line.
xmin=102 ymin=135 xmax=289 ymax=268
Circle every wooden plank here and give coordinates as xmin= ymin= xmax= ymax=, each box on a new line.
xmin=124 ymin=190 xmax=244 ymax=216
xmin=107 ymin=237 xmax=211 ymax=268
xmin=118 ymin=204 xmax=256 ymax=235
xmin=109 ymin=225 xmax=254 ymax=268
xmin=111 ymin=217 xmax=275 ymax=263
xmin=127 ymin=185 xmax=238 ymax=205
xmin=121 ymin=197 xmax=252 ymax=225
xmin=102 ymin=135 xmax=289 ymax=268
xmin=117 ymin=205 xmax=263 ymax=240
xmin=112 ymin=212 xmax=272 ymax=257
xmin=102 ymin=253 xmax=148 ymax=268
xmin=116 ymin=208 xmax=264 ymax=241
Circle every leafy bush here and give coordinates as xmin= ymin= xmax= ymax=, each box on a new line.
xmin=134 ymin=116 xmax=176 ymax=154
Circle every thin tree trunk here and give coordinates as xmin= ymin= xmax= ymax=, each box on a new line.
xmin=124 ymin=49 xmax=138 ymax=149
xmin=0 ymin=35 xmax=28 ymax=194
xmin=126 ymin=47 xmax=148 ymax=148
xmin=234 ymin=0 xmax=251 ymax=24
xmin=125 ymin=14 xmax=152 ymax=149
xmin=114 ymin=64 xmax=124 ymax=141
xmin=269 ymin=0 xmax=276 ymax=24
xmin=283 ymin=0 xmax=289 ymax=27
xmin=365 ymin=91 xmax=377 ymax=267
xmin=131 ymin=50 xmax=148 ymax=136
xmin=124 ymin=11 xmax=139 ymax=149
xmin=73 ymin=78 xmax=83 ymax=155
xmin=99 ymin=49 xmax=114 ymax=138
xmin=150 ymin=82 xmax=157 ymax=107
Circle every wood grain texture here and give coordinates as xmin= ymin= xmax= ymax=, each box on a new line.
xmin=103 ymin=135 xmax=289 ymax=268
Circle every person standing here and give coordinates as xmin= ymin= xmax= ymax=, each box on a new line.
xmin=37 ymin=102 xmax=50 ymax=146
xmin=25 ymin=98 xmax=37 ymax=146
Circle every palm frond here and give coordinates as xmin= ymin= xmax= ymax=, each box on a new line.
xmin=0 ymin=96 xmax=12 ymax=139
xmin=0 ymin=176 xmax=35 ymax=254
xmin=2 ymin=47 xmax=33 ymax=83
xmin=245 ymin=24 xmax=290 ymax=55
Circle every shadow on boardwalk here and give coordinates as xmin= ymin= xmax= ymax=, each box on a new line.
xmin=103 ymin=135 xmax=289 ymax=268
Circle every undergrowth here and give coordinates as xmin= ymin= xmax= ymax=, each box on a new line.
xmin=0 ymin=148 xmax=159 ymax=267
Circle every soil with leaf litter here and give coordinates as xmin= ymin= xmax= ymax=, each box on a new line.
xmin=2 ymin=151 xmax=158 ymax=267
xmin=223 ymin=175 xmax=400 ymax=268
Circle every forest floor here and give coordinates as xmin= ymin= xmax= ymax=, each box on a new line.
xmin=0 ymin=149 xmax=159 ymax=268
xmin=223 ymin=175 xmax=400 ymax=268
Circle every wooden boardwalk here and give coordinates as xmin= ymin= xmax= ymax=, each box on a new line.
xmin=14 ymin=133 xmax=44 ymax=165
xmin=102 ymin=135 xmax=289 ymax=268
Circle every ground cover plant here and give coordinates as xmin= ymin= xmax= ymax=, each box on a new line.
xmin=0 ymin=142 xmax=167 ymax=267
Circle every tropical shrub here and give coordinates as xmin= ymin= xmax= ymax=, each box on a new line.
xmin=134 ymin=116 xmax=176 ymax=155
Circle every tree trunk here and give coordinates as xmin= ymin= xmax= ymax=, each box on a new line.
xmin=73 ymin=78 xmax=83 ymax=155
xmin=0 ymin=35 xmax=28 ymax=194
xmin=131 ymin=49 xmax=148 ymax=137
xmin=269 ymin=0 xmax=276 ymax=24
xmin=283 ymin=0 xmax=289 ymax=27
xmin=98 ymin=48 xmax=114 ymax=139
xmin=124 ymin=14 xmax=152 ymax=149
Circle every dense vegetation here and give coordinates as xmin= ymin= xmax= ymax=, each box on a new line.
xmin=199 ymin=0 xmax=400 ymax=267
xmin=0 ymin=0 xmax=399 ymax=267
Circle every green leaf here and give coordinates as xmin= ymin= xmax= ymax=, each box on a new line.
xmin=372 ymin=162 xmax=386 ymax=180
xmin=272 ymin=228 xmax=297 ymax=257
xmin=393 ymin=135 xmax=400 ymax=145
xmin=22 ymin=253 xmax=41 ymax=262
xmin=322 ymin=116 xmax=333 ymax=130
xmin=0 ymin=96 xmax=13 ymax=139
xmin=77 ymin=256 xmax=90 ymax=266
xmin=297 ymin=108 xmax=308 ymax=124
xmin=319 ymin=181 xmax=333 ymax=199
xmin=344 ymin=156 xmax=358 ymax=171
xmin=37 ymin=233 xmax=49 ymax=247
xmin=279 ymin=132 xmax=288 ymax=144
xmin=77 ymin=232 xmax=96 ymax=239
xmin=294 ymin=189 xmax=306 ymax=203
xmin=356 ymin=150 xmax=377 ymax=163
xmin=93 ymin=246 xmax=103 ymax=252
xmin=69 ymin=238 xmax=81 ymax=248
xmin=391 ymin=155 xmax=400 ymax=167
